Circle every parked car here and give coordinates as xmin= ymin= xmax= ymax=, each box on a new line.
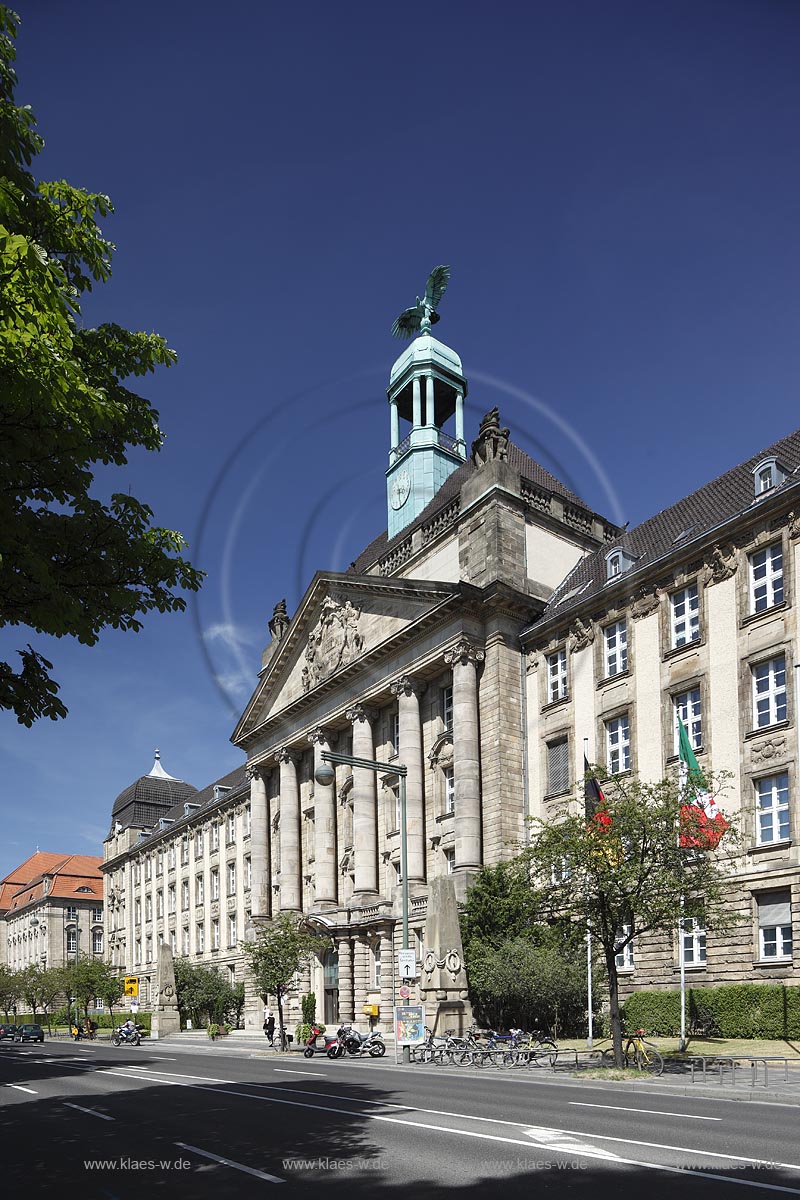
xmin=14 ymin=1024 xmax=44 ymax=1043
xmin=0 ymin=1024 xmax=18 ymax=1040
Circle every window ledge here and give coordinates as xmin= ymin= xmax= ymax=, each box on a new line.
xmin=543 ymin=789 xmax=571 ymax=802
xmin=597 ymin=669 xmax=630 ymax=690
xmin=754 ymin=958 xmax=793 ymax=969
xmin=671 ymin=964 xmax=707 ymax=973
xmin=665 ymin=749 xmax=706 ymax=766
xmin=745 ymin=720 xmax=792 ymax=741
xmin=664 ymin=638 xmax=703 ymax=662
xmin=747 ymin=839 xmax=793 ymax=855
xmin=615 ymin=967 xmax=635 ymax=975
xmin=435 ymin=812 xmax=455 ymax=824
xmin=541 ymin=695 xmax=570 ymax=715
xmin=742 ymin=600 xmax=788 ymax=628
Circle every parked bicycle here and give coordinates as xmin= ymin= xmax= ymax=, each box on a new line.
xmin=600 ymin=1029 xmax=664 ymax=1076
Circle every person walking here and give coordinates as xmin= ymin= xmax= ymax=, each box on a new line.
xmin=263 ymin=1011 xmax=275 ymax=1047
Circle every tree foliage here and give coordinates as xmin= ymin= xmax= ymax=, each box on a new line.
xmin=0 ymin=963 xmax=21 ymax=1018
xmin=173 ymin=957 xmax=238 ymax=1028
xmin=0 ymin=7 xmax=203 ymax=724
xmin=243 ymin=914 xmax=319 ymax=1049
xmin=521 ymin=769 xmax=739 ymax=1065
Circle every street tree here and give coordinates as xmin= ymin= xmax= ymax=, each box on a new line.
xmin=173 ymin=958 xmax=237 ymax=1028
xmin=0 ymin=964 xmax=21 ymax=1019
xmin=243 ymin=915 xmax=319 ymax=1050
xmin=0 ymin=7 xmax=202 ymax=725
xmin=520 ymin=770 xmax=739 ymax=1066
xmin=93 ymin=962 xmax=125 ymax=1024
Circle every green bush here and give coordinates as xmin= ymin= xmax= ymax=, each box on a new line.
xmin=295 ymin=1021 xmax=325 ymax=1046
xmin=622 ymin=985 xmax=800 ymax=1039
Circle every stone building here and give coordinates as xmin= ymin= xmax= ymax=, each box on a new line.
xmin=1 ymin=852 xmax=104 ymax=973
xmin=103 ymin=323 xmax=799 ymax=1029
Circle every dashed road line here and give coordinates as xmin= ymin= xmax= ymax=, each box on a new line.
xmin=64 ymin=1102 xmax=114 ymax=1121
xmin=5 ymin=1084 xmax=37 ymax=1094
xmin=569 ymin=1101 xmax=722 ymax=1121
xmin=176 ymin=1141 xmax=285 ymax=1183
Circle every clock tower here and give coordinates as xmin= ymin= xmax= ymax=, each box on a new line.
xmin=386 ymin=331 xmax=467 ymax=538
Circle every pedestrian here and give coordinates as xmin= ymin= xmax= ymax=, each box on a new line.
xmin=264 ymin=1011 xmax=275 ymax=1046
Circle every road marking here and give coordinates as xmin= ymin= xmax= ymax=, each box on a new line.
xmin=569 ymin=1101 xmax=722 ymax=1121
xmin=273 ymin=1069 xmax=326 ymax=1077
xmin=176 ymin=1141 xmax=284 ymax=1183
xmin=64 ymin=1102 xmax=114 ymax=1121
xmin=5 ymin=1084 xmax=37 ymax=1093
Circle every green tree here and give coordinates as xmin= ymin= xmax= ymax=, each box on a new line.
xmin=93 ymin=962 xmax=125 ymax=1024
xmin=521 ymin=769 xmax=739 ymax=1066
xmin=243 ymin=915 xmax=319 ymax=1050
xmin=459 ymin=860 xmax=541 ymax=950
xmin=61 ymin=957 xmax=109 ymax=1024
xmin=0 ymin=964 xmax=21 ymax=1019
xmin=173 ymin=958 xmax=236 ymax=1028
xmin=0 ymin=7 xmax=202 ymax=725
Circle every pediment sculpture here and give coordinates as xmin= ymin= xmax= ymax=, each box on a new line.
xmin=471 ymin=407 xmax=509 ymax=467
xmin=301 ymin=595 xmax=365 ymax=693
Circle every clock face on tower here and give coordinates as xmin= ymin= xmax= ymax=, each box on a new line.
xmin=390 ymin=470 xmax=411 ymax=510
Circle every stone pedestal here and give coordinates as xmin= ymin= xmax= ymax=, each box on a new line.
xmin=151 ymin=940 xmax=181 ymax=1039
xmin=419 ymin=876 xmax=473 ymax=1034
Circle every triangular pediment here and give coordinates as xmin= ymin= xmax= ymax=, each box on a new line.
xmin=233 ymin=573 xmax=463 ymax=743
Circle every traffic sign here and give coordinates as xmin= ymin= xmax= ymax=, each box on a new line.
xmin=123 ymin=975 xmax=139 ymax=998
xmin=130 ymin=998 xmax=139 ymax=1013
xmin=397 ymin=949 xmax=416 ymax=979
xmin=398 ymin=985 xmax=410 ymax=999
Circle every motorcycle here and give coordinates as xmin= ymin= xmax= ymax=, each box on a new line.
xmin=111 ymin=1023 xmax=142 ymax=1047
xmin=326 ymin=1024 xmax=348 ymax=1059
xmin=340 ymin=1024 xmax=386 ymax=1058
xmin=303 ymin=1023 xmax=339 ymax=1058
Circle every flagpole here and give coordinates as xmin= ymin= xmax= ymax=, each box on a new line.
xmin=584 ymin=736 xmax=593 ymax=1049
xmin=677 ymin=716 xmax=687 ymax=1053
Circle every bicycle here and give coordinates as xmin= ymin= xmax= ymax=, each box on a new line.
xmin=600 ymin=1029 xmax=663 ymax=1076
xmin=510 ymin=1028 xmax=559 ymax=1068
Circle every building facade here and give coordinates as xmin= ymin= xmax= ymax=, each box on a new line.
xmin=103 ymin=326 xmax=799 ymax=1029
xmin=1 ymin=852 xmax=104 ymax=973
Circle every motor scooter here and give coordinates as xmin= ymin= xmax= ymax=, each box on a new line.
xmin=303 ymin=1023 xmax=339 ymax=1058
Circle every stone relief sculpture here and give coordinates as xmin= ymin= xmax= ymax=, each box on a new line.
xmin=301 ymin=595 xmax=365 ymax=693
xmin=268 ymin=598 xmax=291 ymax=642
xmin=471 ymin=407 xmax=509 ymax=467
xmin=703 ymin=543 xmax=738 ymax=586
xmin=631 ymin=585 xmax=660 ymax=620
xmin=567 ymin=615 xmax=595 ymax=652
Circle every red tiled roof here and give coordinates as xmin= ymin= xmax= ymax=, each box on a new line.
xmin=0 ymin=853 xmax=103 ymax=914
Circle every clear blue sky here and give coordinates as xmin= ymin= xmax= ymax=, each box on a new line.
xmin=2 ymin=0 xmax=799 ymax=879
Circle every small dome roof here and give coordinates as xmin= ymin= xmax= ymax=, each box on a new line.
xmin=388 ymin=332 xmax=464 ymax=392
xmin=111 ymin=751 xmax=198 ymax=830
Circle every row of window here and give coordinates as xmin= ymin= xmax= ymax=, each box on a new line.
xmin=135 ymin=809 xmax=252 ymax=882
xmin=134 ymin=915 xmax=242 ymax=963
xmin=547 ymin=543 xmax=786 ymax=705
xmin=66 ymin=928 xmax=103 ymax=954
xmin=616 ymin=892 xmax=794 ymax=969
xmin=133 ymin=860 xmax=252 ymax=922
xmin=63 ymin=905 xmax=103 ymax=922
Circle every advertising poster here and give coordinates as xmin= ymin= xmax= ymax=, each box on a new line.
xmin=394 ymin=1005 xmax=424 ymax=1046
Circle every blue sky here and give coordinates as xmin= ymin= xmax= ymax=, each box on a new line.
xmin=2 ymin=0 xmax=799 ymax=879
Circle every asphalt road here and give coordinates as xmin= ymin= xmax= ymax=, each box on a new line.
xmin=2 ymin=1037 xmax=799 ymax=1198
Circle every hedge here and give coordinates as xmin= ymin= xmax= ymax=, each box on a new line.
xmin=622 ymin=985 xmax=800 ymax=1039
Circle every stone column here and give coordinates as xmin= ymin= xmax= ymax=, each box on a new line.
xmin=390 ymin=675 xmax=426 ymax=883
xmin=455 ymin=391 xmax=464 ymax=447
xmin=337 ymin=937 xmax=354 ymax=1023
xmin=247 ymin=765 xmax=270 ymax=920
xmin=278 ymin=747 xmax=301 ymax=912
xmin=309 ymin=728 xmax=337 ymax=906
xmin=390 ymin=400 xmax=399 ymax=452
xmin=425 ymin=373 xmax=435 ymax=426
xmin=347 ymin=704 xmax=378 ymax=896
xmin=444 ymin=638 xmax=485 ymax=869
xmin=412 ymin=377 xmax=421 ymax=427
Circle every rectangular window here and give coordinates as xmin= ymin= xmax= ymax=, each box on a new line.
xmin=212 ymin=918 xmax=220 ymax=950
xmin=546 ymin=736 xmax=570 ymax=796
xmin=168 ymin=885 xmax=176 ymax=914
xmin=91 ymin=906 xmax=103 ymax=923
xmin=756 ymin=773 xmax=790 ymax=844
xmin=145 ymin=858 xmax=152 ymax=882
xmin=196 ymin=875 xmax=204 ymax=905
xmin=227 ymin=814 xmax=236 ymax=845
xmin=182 ymin=927 xmax=190 ymax=956
xmin=181 ymin=880 xmax=190 ymax=911
xmin=135 ymin=939 xmax=142 ymax=965
xmin=244 ymin=806 xmax=251 ymax=837
xmin=66 ymin=927 xmax=78 ymax=954
xmin=758 ymin=892 xmax=792 ymax=959
xmin=196 ymin=923 xmax=205 ymax=953
xmin=156 ymin=890 xmax=164 ymax=919
xmin=157 ymin=850 xmax=163 ymax=876
xmin=750 ymin=543 xmax=784 ymax=614
xmin=167 ymin=844 xmax=176 ymax=870
xmin=674 ymin=688 xmax=702 ymax=753
xmin=211 ymin=869 xmax=220 ymax=901
xmin=181 ymin=838 xmax=190 ymax=866
xmin=671 ymin=583 xmax=700 ymax=648
xmin=615 ymin=923 xmax=634 ymax=970
xmin=390 ymin=711 xmax=400 ymax=756
xmin=681 ymin=917 xmax=706 ymax=965
xmin=65 ymin=905 xmax=78 ymax=920
xmin=211 ymin=823 xmax=220 ymax=851
xmin=92 ymin=928 xmax=104 ymax=954
xmin=546 ymin=648 xmax=568 ymax=703
xmin=146 ymin=935 xmax=152 ymax=961
xmin=245 ymin=857 xmax=252 ymax=889
xmin=135 ymin=899 xmax=141 ymax=925
xmin=373 ymin=945 xmax=382 ymax=989
xmin=604 ymin=620 xmax=628 ymax=677
xmin=169 ymin=929 xmax=177 ymax=955
xmin=145 ymin=896 xmax=153 ymax=922
xmin=605 ymin=714 xmax=631 ymax=774
xmin=444 ymin=766 xmax=455 ymax=815
xmin=441 ymin=686 xmax=453 ymax=731
xmin=134 ymin=861 xmax=141 ymax=884
xmin=228 ymin=916 xmax=237 ymax=948
xmin=195 ymin=829 xmax=204 ymax=856
xmin=228 ymin=863 xmax=236 ymax=895
xmin=444 ymin=847 xmax=455 ymax=874
xmin=752 ymin=655 xmax=787 ymax=728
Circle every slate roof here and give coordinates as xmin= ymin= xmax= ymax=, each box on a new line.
xmin=536 ymin=426 xmax=800 ymax=628
xmin=114 ymin=763 xmax=249 ymax=854
xmin=349 ymin=441 xmax=595 ymax=575
xmin=111 ymin=772 xmax=199 ymax=832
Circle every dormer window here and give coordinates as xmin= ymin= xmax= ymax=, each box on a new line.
xmin=605 ymin=548 xmax=635 ymax=581
xmin=752 ymin=457 xmax=787 ymax=498
xmin=184 ymin=801 xmax=201 ymax=816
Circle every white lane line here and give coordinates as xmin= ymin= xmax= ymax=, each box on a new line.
xmin=5 ymin=1084 xmax=37 ymax=1093
xmin=569 ymin=1101 xmax=722 ymax=1121
xmin=273 ymin=1069 xmax=326 ymax=1077
xmin=64 ymin=1102 xmax=114 ymax=1121
xmin=175 ymin=1141 xmax=284 ymax=1183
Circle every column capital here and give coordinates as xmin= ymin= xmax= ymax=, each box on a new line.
xmin=444 ymin=637 xmax=485 ymax=667
xmin=307 ymin=727 xmax=337 ymax=747
xmin=389 ymin=674 xmax=422 ymax=699
xmin=276 ymin=746 xmax=298 ymax=765
xmin=346 ymin=703 xmax=378 ymax=725
xmin=246 ymin=764 xmax=264 ymax=782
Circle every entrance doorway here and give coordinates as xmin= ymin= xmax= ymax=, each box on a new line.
xmin=323 ymin=948 xmax=339 ymax=1024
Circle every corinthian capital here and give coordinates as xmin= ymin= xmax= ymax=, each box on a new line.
xmin=276 ymin=746 xmax=297 ymax=765
xmin=390 ymin=674 xmax=421 ymax=699
xmin=345 ymin=703 xmax=377 ymax=725
xmin=308 ymin=727 xmax=337 ymax=747
xmin=246 ymin=764 xmax=264 ymax=783
xmin=444 ymin=638 xmax=485 ymax=667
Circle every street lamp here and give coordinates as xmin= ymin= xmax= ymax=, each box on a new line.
xmin=314 ymin=749 xmax=411 ymax=1064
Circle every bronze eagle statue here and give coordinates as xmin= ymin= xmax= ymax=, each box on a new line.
xmin=391 ymin=265 xmax=451 ymax=339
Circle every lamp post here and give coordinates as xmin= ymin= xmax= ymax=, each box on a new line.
xmin=314 ymin=749 xmax=411 ymax=1064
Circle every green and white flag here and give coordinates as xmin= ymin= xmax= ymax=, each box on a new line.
xmin=677 ymin=717 xmax=728 ymax=847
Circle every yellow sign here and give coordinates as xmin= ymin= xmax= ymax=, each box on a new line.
xmin=123 ymin=975 xmax=139 ymax=998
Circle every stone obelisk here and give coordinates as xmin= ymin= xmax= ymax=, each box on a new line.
xmin=151 ymin=940 xmax=181 ymax=1039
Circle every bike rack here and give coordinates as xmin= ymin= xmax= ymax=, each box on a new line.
xmin=687 ymin=1055 xmax=792 ymax=1088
